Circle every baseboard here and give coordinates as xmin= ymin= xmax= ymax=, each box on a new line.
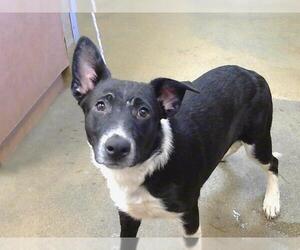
xmin=0 ymin=73 xmax=68 ymax=165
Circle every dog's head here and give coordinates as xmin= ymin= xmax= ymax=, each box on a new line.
xmin=71 ymin=37 xmax=198 ymax=169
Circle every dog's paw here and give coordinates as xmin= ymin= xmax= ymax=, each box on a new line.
xmin=263 ymin=191 xmax=280 ymax=219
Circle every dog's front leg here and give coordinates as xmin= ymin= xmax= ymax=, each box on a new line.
xmin=118 ymin=210 xmax=141 ymax=250
xmin=181 ymin=205 xmax=202 ymax=249
xmin=182 ymin=204 xmax=200 ymax=236
xmin=118 ymin=210 xmax=141 ymax=237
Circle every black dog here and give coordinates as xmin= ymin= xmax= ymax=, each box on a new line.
xmin=71 ymin=37 xmax=280 ymax=237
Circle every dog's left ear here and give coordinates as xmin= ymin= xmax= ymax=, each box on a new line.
xmin=151 ymin=78 xmax=199 ymax=117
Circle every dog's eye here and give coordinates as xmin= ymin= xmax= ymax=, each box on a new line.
xmin=96 ymin=101 xmax=106 ymax=112
xmin=105 ymin=93 xmax=114 ymax=102
xmin=137 ymin=107 xmax=150 ymax=119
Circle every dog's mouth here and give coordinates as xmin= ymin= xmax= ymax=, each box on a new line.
xmin=94 ymin=156 xmax=134 ymax=169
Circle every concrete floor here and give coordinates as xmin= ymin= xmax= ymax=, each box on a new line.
xmin=0 ymin=14 xmax=300 ymax=237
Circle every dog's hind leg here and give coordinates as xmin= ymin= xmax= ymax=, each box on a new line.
xmin=221 ymin=141 xmax=242 ymax=162
xmin=263 ymin=157 xmax=280 ymax=219
xmin=243 ymin=133 xmax=280 ymax=219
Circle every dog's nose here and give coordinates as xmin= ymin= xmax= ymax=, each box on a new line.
xmin=105 ymin=135 xmax=131 ymax=160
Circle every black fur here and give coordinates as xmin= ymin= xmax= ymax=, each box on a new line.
xmin=118 ymin=211 xmax=141 ymax=237
xmin=142 ymin=65 xmax=278 ymax=234
xmin=71 ymin=37 xmax=278 ymax=237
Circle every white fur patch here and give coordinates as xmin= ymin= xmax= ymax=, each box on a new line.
xmin=242 ymin=143 xmax=281 ymax=219
xmin=263 ymin=171 xmax=280 ymax=219
xmin=90 ymin=119 xmax=179 ymax=220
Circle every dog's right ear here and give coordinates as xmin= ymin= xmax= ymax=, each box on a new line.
xmin=151 ymin=78 xmax=199 ymax=118
xmin=71 ymin=36 xmax=111 ymax=102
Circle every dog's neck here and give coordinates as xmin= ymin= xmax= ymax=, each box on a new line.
xmin=143 ymin=118 xmax=174 ymax=176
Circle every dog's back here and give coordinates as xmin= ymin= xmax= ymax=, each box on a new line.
xmin=172 ymin=65 xmax=273 ymax=170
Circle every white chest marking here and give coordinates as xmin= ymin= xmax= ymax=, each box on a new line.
xmin=100 ymin=165 xmax=179 ymax=220
xmin=90 ymin=119 xmax=180 ymax=220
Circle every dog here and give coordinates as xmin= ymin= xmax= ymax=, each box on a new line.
xmin=71 ymin=36 xmax=280 ymax=237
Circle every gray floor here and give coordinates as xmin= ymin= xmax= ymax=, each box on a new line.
xmin=0 ymin=13 xmax=300 ymax=237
